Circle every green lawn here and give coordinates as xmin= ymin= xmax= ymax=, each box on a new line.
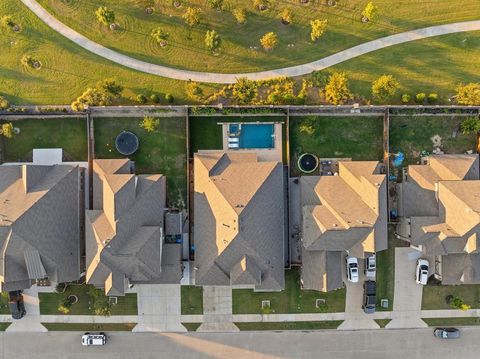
xmin=42 ymin=323 xmax=137 ymax=331
xmin=376 ymin=227 xmax=408 ymax=311
xmin=423 ymin=318 xmax=480 ymax=327
xmin=182 ymin=322 xmax=202 ymax=332
xmin=0 ymin=323 xmax=11 ymax=331
xmin=235 ymin=321 xmax=342 ymax=331
xmin=94 ymin=116 xmax=187 ymax=208
xmin=181 ymin=286 xmax=203 ymax=315
xmin=289 ymin=116 xmax=383 ymax=175
xmin=1 ymin=117 xmax=88 ymax=162
xmin=422 ymin=284 xmax=480 ymax=310
xmin=0 ymin=292 xmax=10 ymax=315
xmin=233 ymin=267 xmax=345 ymax=314
xmin=374 ymin=319 xmax=392 ymax=328
xmin=390 ymin=116 xmax=476 ymax=165
xmin=36 ymin=0 xmax=480 ymax=73
xmin=39 ymin=284 xmax=138 ymax=315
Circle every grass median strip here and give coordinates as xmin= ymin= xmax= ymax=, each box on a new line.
xmin=42 ymin=323 xmax=137 ymax=331
xmin=423 ymin=318 xmax=480 ymax=327
xmin=235 ymin=321 xmax=343 ymax=331
xmin=182 ymin=323 xmax=202 ymax=332
xmin=374 ymin=319 xmax=392 ymax=328
xmin=0 ymin=323 xmax=11 ymax=331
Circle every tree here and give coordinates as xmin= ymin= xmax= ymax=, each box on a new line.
xmin=401 ymin=93 xmax=411 ymax=103
xmin=71 ymin=87 xmax=112 ymax=111
xmin=185 ymin=82 xmax=204 ymax=101
xmin=362 ymin=2 xmax=378 ymax=22
xmin=0 ymin=96 xmax=9 ymax=110
xmin=232 ymin=77 xmax=257 ymax=104
xmin=205 ymin=30 xmax=221 ymax=53
xmin=151 ymin=27 xmax=168 ymax=44
xmin=232 ymin=8 xmax=247 ymax=24
xmin=183 ymin=7 xmax=201 ymax=27
xmin=165 ymin=93 xmax=174 ymax=103
xmin=324 ymin=72 xmax=352 ymax=105
xmin=427 ymin=93 xmax=438 ymax=104
xmin=207 ymin=0 xmax=223 ymax=10
xmin=260 ymin=32 xmax=278 ymax=51
xmin=140 ymin=116 xmax=160 ymax=132
xmin=150 ymin=94 xmax=160 ymax=103
xmin=460 ymin=117 xmax=480 ymax=135
xmin=136 ymin=94 xmax=148 ymax=104
xmin=371 ymin=75 xmax=399 ymax=101
xmin=95 ymin=6 xmax=115 ymax=26
xmin=280 ymin=8 xmax=293 ymax=25
xmin=415 ymin=92 xmax=426 ymax=103
xmin=100 ymin=79 xmax=123 ymax=97
xmin=310 ymin=19 xmax=328 ymax=42
xmin=1 ymin=123 xmax=14 ymax=138
xmin=456 ymin=83 xmax=480 ymax=105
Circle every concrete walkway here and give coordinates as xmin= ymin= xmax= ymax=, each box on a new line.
xmin=197 ymin=286 xmax=239 ymax=332
xmin=20 ymin=0 xmax=480 ymax=84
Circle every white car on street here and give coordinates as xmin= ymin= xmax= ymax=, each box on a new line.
xmin=415 ymin=259 xmax=429 ymax=285
xmin=81 ymin=333 xmax=107 ymax=346
xmin=346 ymin=256 xmax=359 ymax=283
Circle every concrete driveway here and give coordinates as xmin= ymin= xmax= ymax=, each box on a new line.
xmin=198 ymin=286 xmax=238 ymax=332
xmin=6 ymin=285 xmax=46 ymax=332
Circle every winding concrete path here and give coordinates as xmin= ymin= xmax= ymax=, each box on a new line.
xmin=21 ymin=0 xmax=480 ymax=84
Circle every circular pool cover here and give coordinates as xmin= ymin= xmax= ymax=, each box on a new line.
xmin=115 ymin=131 xmax=139 ymax=156
xmin=298 ymin=153 xmax=319 ymax=174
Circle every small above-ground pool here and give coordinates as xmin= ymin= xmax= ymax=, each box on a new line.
xmin=115 ymin=131 xmax=139 ymax=156
xmin=228 ymin=123 xmax=275 ymax=149
xmin=298 ymin=153 xmax=319 ymax=173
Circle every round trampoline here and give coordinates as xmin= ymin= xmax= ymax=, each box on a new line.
xmin=298 ymin=153 xmax=319 ymax=174
xmin=115 ymin=131 xmax=139 ymax=156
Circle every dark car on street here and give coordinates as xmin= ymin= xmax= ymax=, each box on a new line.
xmin=8 ymin=290 xmax=26 ymax=320
xmin=362 ymin=280 xmax=376 ymax=314
xmin=434 ymin=328 xmax=460 ymax=339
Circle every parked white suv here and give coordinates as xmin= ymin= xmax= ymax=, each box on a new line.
xmin=346 ymin=256 xmax=359 ymax=283
xmin=365 ymin=254 xmax=376 ymax=278
xmin=415 ymin=259 xmax=429 ymax=285
xmin=81 ymin=332 xmax=107 ymax=346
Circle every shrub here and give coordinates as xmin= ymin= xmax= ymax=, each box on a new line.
xmin=232 ymin=77 xmax=257 ymax=104
xmin=232 ymin=8 xmax=247 ymax=24
xmin=183 ymin=7 xmax=201 ymax=27
xmin=299 ymin=124 xmax=315 ymax=135
xmin=57 ymin=304 xmax=70 ymax=314
xmin=165 ymin=93 xmax=174 ymax=103
xmin=260 ymin=32 xmax=278 ymax=51
xmin=100 ymin=79 xmax=123 ymax=97
xmin=450 ymin=296 xmax=470 ymax=311
xmin=55 ymin=283 xmax=67 ymax=293
xmin=71 ymin=87 xmax=112 ymax=111
xmin=371 ymin=75 xmax=399 ymax=101
xmin=140 ymin=116 xmax=160 ymax=132
xmin=151 ymin=27 xmax=168 ymax=43
xmin=460 ymin=116 xmax=480 ymax=135
xmin=324 ymin=72 xmax=352 ymax=105
xmin=21 ymin=55 xmax=39 ymax=69
xmin=205 ymin=30 xmax=221 ymax=52
xmin=185 ymin=82 xmax=204 ymax=101
xmin=401 ymin=93 xmax=411 ymax=103
xmin=207 ymin=0 xmax=223 ymax=10
xmin=253 ymin=0 xmax=269 ymax=11
xmin=95 ymin=6 xmax=115 ymax=25
xmin=0 ymin=95 xmax=10 ymax=110
xmin=310 ymin=19 xmax=328 ymax=42
xmin=280 ymin=8 xmax=293 ymax=25
xmin=150 ymin=94 xmax=160 ymax=103
xmin=136 ymin=94 xmax=148 ymax=104
xmin=1 ymin=123 xmax=14 ymax=138
xmin=415 ymin=92 xmax=426 ymax=103
xmin=455 ymin=83 xmax=480 ymax=105
xmin=427 ymin=93 xmax=438 ymax=104
xmin=362 ymin=2 xmax=378 ymax=22
xmin=88 ymin=286 xmax=111 ymax=317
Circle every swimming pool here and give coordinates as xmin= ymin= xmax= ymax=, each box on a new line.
xmin=229 ymin=123 xmax=274 ymax=149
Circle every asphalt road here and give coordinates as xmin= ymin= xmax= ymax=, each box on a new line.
xmin=1 ymin=327 xmax=478 ymax=359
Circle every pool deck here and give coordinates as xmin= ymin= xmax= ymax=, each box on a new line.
xmin=222 ymin=123 xmax=283 ymax=162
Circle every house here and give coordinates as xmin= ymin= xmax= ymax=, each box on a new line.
xmin=193 ymin=151 xmax=285 ymax=291
xmin=85 ymin=159 xmax=182 ymax=296
xmin=0 ymin=164 xmax=83 ymax=291
xmin=300 ymin=161 xmax=387 ymax=292
xmin=398 ymin=154 xmax=480 ymax=284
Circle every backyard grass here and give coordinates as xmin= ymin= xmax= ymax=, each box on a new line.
xmin=289 ymin=116 xmax=383 ymax=175
xmin=39 ymin=284 xmax=138 ymax=315
xmin=36 ymin=0 xmax=480 ymax=73
xmin=389 ymin=116 xmax=476 ymax=165
xmin=1 ymin=117 xmax=88 ymax=162
xmin=423 ymin=318 xmax=480 ymax=327
xmin=235 ymin=321 xmax=343 ymax=331
xmin=181 ymin=286 xmax=203 ymax=315
xmin=42 ymin=323 xmax=137 ymax=331
xmin=374 ymin=319 xmax=392 ymax=328
xmin=376 ymin=227 xmax=408 ymax=311
xmin=233 ymin=267 xmax=345 ymax=314
xmin=0 ymin=292 xmax=10 ymax=315
xmin=422 ymin=284 xmax=480 ymax=310
xmin=182 ymin=323 xmax=202 ymax=332
xmin=94 ymin=116 xmax=187 ymax=208
xmin=0 ymin=323 xmax=11 ymax=331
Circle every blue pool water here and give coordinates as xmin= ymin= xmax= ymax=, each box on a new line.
xmin=237 ymin=124 xmax=274 ymax=149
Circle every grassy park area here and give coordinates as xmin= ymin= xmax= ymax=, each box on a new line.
xmin=1 ymin=117 xmax=88 ymax=162
xmin=94 ymin=116 xmax=187 ymax=208
xmin=389 ymin=116 xmax=476 ymax=165
xmin=233 ymin=267 xmax=345 ymax=314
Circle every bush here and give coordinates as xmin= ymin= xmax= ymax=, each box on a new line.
xmin=232 ymin=77 xmax=258 ymax=104
xmin=460 ymin=116 xmax=480 ymax=135
xmin=401 ymin=93 xmax=411 ymax=103
xmin=71 ymin=87 xmax=112 ymax=111
xmin=253 ymin=0 xmax=269 ymax=11
xmin=55 ymin=283 xmax=67 ymax=293
xmin=136 ymin=94 xmax=148 ymax=104
xmin=299 ymin=124 xmax=315 ymax=135
xmin=150 ymin=94 xmax=160 ymax=103
xmin=140 ymin=116 xmax=160 ymax=132
xmin=260 ymin=32 xmax=278 ymax=51
xmin=207 ymin=0 xmax=223 ymax=10
xmin=450 ymin=296 xmax=471 ymax=311
xmin=362 ymin=2 xmax=378 ymax=22
xmin=310 ymin=19 xmax=328 ymax=42
xmin=185 ymin=82 xmax=204 ymax=101
xmin=232 ymin=8 xmax=247 ymax=24
xmin=183 ymin=7 xmax=201 ymax=27
xmin=165 ymin=93 xmax=174 ymax=103
xmin=95 ymin=6 xmax=115 ymax=26
xmin=205 ymin=30 xmax=221 ymax=52
xmin=58 ymin=304 xmax=70 ymax=314
xmin=455 ymin=83 xmax=480 ymax=105
xmin=1 ymin=123 xmax=14 ymax=138
xmin=0 ymin=95 xmax=9 ymax=110
xmin=427 ymin=93 xmax=438 ymax=104
xmin=280 ymin=8 xmax=293 ymax=25
xmin=1 ymin=15 xmax=15 ymax=29
xmin=88 ymin=286 xmax=112 ymax=317
xmin=415 ymin=92 xmax=426 ymax=104
xmin=100 ymin=79 xmax=123 ymax=97
xmin=324 ymin=72 xmax=352 ymax=105
xmin=21 ymin=55 xmax=39 ymax=69
xmin=371 ymin=75 xmax=399 ymax=101
xmin=151 ymin=27 xmax=168 ymax=44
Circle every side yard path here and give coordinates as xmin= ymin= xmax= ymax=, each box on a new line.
xmin=20 ymin=0 xmax=480 ymax=84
